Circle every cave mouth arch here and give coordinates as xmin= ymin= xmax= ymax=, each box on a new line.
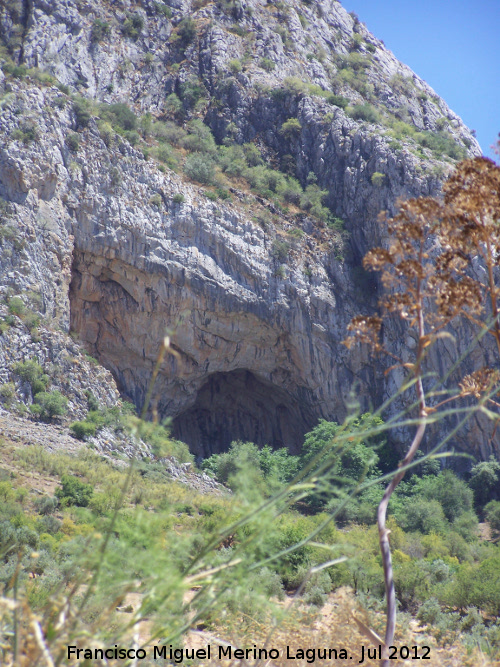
xmin=172 ymin=370 xmax=319 ymax=458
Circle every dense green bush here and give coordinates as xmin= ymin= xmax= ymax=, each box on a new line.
xmin=413 ymin=471 xmax=474 ymax=522
xmin=245 ymin=165 xmax=285 ymax=196
xmin=154 ymin=143 xmax=179 ymax=169
xmin=155 ymin=2 xmax=172 ymax=18
xmin=2 ymin=63 xmax=27 ymax=79
xmin=176 ymin=17 xmax=196 ymax=45
xmin=219 ymin=145 xmax=248 ymax=177
xmin=299 ymin=184 xmax=330 ymax=221
xmin=31 ymin=391 xmax=68 ymax=421
xmin=128 ymin=418 xmax=192 ymax=462
xmin=271 ymin=239 xmax=291 ymax=263
xmin=371 ymin=171 xmax=384 ymax=186
xmin=443 ymin=557 xmax=500 ymax=615
xmin=182 ymin=119 xmax=217 ymax=154
xmin=101 ymin=103 xmax=137 ymax=131
xmin=70 ymin=421 xmax=97 ymax=440
xmin=300 ymin=415 xmax=383 ymax=479
xmin=260 ymin=57 xmax=275 ymax=72
xmin=159 ymin=92 xmax=180 ymax=117
xmin=152 ymin=119 xmax=186 ymax=145
xmin=11 ymin=121 xmax=39 ymax=144
xmin=326 ymin=93 xmax=349 ymax=109
xmin=396 ymin=498 xmax=447 ymax=534
xmin=179 ymin=77 xmax=207 ymax=109
xmin=184 ymin=153 xmax=216 ymax=184
xmin=73 ymin=98 xmax=92 ymax=128
xmin=0 ymin=383 xmax=15 ymax=402
xmin=8 ymin=296 xmax=25 ymax=316
xmin=122 ymin=13 xmax=144 ymax=40
xmin=469 ymin=457 xmax=500 ymax=505
xmin=55 ymin=475 xmax=93 ymax=507
xmin=65 ymin=133 xmax=80 ymax=152
xmin=280 ymin=118 xmax=302 ymax=138
xmin=347 ymin=103 xmax=379 ymax=123
xmin=417 ymin=130 xmax=466 ymax=160
xmin=12 ymin=359 xmax=49 ymax=395
xmin=34 ymin=496 xmax=58 ymax=515
xmin=339 ymin=52 xmax=371 ymax=71
xmin=203 ymin=441 xmax=260 ymax=488
xmin=452 ymin=510 xmax=480 ymax=542
xmin=228 ymin=59 xmax=242 ymax=74
xmin=202 ymin=441 xmax=299 ymax=492
xmin=485 ymin=500 xmax=500 ymax=535
xmin=296 ymin=415 xmax=384 ymax=511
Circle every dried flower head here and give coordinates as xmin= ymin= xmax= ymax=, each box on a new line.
xmin=459 ymin=368 xmax=500 ymax=399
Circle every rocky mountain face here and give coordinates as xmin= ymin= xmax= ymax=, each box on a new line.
xmin=0 ymin=0 xmax=493 ymax=461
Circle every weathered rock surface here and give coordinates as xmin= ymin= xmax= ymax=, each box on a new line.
xmin=0 ymin=0 xmax=495 ymax=463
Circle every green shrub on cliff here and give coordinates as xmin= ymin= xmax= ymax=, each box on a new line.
xmin=90 ymin=18 xmax=110 ymax=44
xmin=121 ymin=13 xmax=144 ymax=40
xmin=184 ymin=153 xmax=216 ymax=184
xmin=30 ymin=390 xmax=68 ymax=421
xmin=12 ymin=359 xmax=49 ymax=395
xmin=70 ymin=420 xmax=97 ymax=440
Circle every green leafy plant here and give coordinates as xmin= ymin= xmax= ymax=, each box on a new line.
xmin=8 ymin=297 xmax=25 ymax=317
xmin=73 ymin=98 xmax=92 ymax=128
xmin=347 ymin=103 xmax=379 ymax=123
xmin=228 ymin=59 xmax=242 ymax=74
xmin=485 ymin=500 xmax=500 ymax=535
xmin=182 ymin=119 xmax=217 ymax=154
xmin=184 ymin=153 xmax=216 ymax=184
xmin=12 ymin=359 xmax=49 ymax=396
xmin=371 ymin=171 xmax=385 ymax=187
xmin=65 ymin=132 xmax=80 ymax=152
xmin=271 ymin=239 xmax=290 ymax=263
xmin=55 ymin=474 xmax=93 ymax=507
xmin=260 ymin=57 xmax=275 ymax=72
xmin=155 ymin=2 xmax=172 ymax=18
xmin=70 ymin=421 xmax=97 ymax=440
xmin=31 ymin=391 xmax=68 ymax=421
xmin=90 ymin=18 xmax=110 ymax=43
xmin=150 ymin=194 xmax=162 ymax=208
xmin=176 ymin=16 xmax=196 ymax=46
xmin=280 ymin=117 xmax=302 ymax=139
xmin=122 ymin=13 xmax=144 ymax=40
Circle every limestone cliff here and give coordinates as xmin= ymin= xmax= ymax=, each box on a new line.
xmin=0 ymin=0 xmax=493 ymax=461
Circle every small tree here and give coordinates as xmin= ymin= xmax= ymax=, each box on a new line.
xmin=469 ymin=456 xmax=500 ymax=506
xmin=176 ymin=17 xmax=196 ymax=46
xmin=280 ymin=118 xmax=302 ymax=139
xmin=184 ymin=153 xmax=215 ymax=184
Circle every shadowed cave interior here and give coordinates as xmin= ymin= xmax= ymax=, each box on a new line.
xmin=172 ymin=369 xmax=318 ymax=458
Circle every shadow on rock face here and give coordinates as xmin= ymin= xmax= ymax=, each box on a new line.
xmin=172 ymin=369 xmax=318 ymax=457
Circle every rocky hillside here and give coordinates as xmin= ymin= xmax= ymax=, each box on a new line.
xmin=0 ymin=0 xmax=492 ymax=461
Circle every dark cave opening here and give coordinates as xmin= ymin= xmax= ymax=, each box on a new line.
xmin=172 ymin=369 xmax=318 ymax=458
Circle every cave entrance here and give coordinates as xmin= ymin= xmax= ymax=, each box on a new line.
xmin=172 ymin=370 xmax=317 ymax=458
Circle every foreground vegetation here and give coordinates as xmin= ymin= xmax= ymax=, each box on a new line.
xmin=1 ymin=409 xmax=499 ymax=665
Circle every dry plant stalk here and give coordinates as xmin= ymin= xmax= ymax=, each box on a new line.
xmin=344 ymin=157 xmax=500 ymax=666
